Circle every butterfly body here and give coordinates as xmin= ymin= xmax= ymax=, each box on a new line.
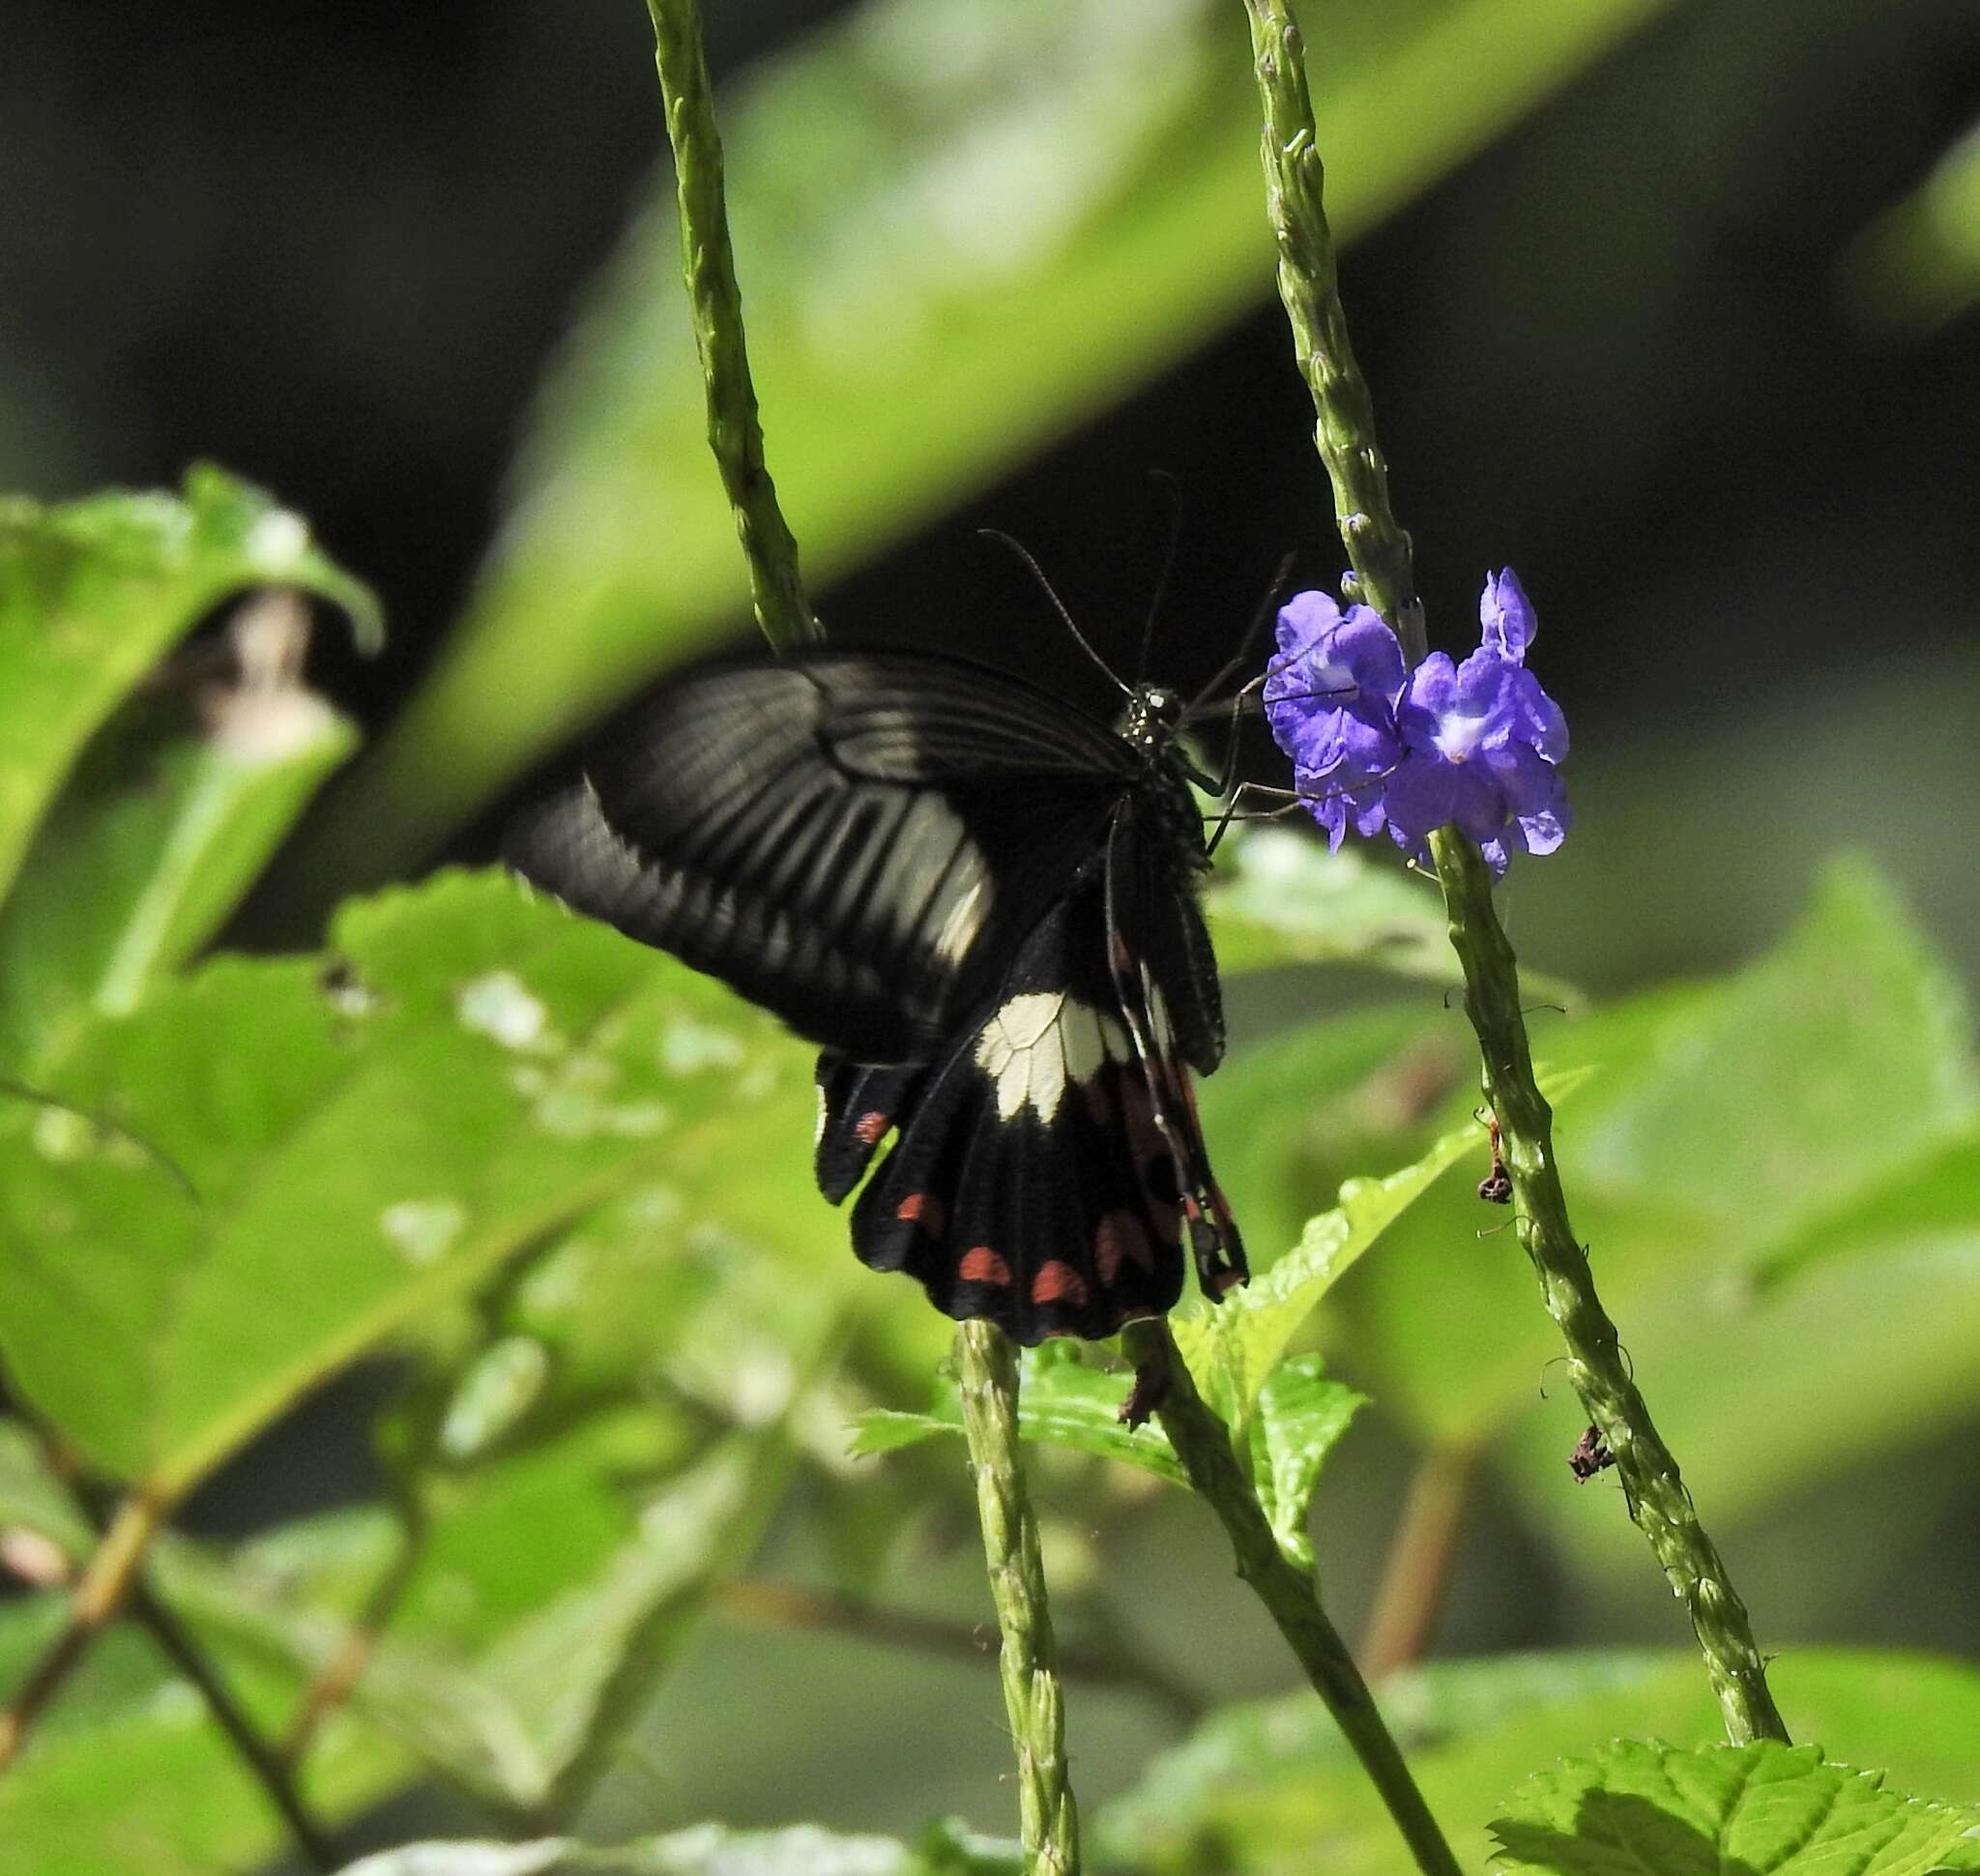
xmin=506 ymin=647 xmax=1246 ymax=1341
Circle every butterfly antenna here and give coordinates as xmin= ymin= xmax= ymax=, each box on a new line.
xmin=978 ymin=528 xmax=1131 ymax=698
xmin=1136 ymin=469 xmax=1184 ymax=687
xmin=1185 ymin=551 xmax=1296 ymax=718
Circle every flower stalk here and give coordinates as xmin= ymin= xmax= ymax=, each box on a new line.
xmin=1121 ymin=1320 xmax=1461 ymax=1876
xmin=1240 ymin=0 xmax=1789 ymax=1746
xmin=645 ymin=0 xmax=820 ymax=651
xmin=955 ymin=1322 xmax=1080 ymax=1875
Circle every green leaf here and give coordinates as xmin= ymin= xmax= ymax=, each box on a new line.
xmin=1195 ymin=1003 xmax=1468 ymax=1266
xmin=0 ymin=465 xmax=379 ymax=904
xmin=1339 ymin=862 xmax=1980 ymax=1525
xmin=1566 ymin=863 xmax=1976 ymax=1243
xmin=335 ymin=1821 xmax=1022 ymax=1876
xmin=1206 ymin=828 xmax=1455 ymax=980
xmin=1098 ymin=1648 xmax=1980 ymax=1876
xmin=1753 ymin=1125 xmax=1980 ymax=1288
xmin=849 ymin=1342 xmax=1186 ymax=1487
xmin=0 ymin=645 xmax=359 ymax=1070
xmin=1244 ymin=1356 xmax=1364 ymax=1571
xmin=1492 ymin=1739 xmax=1980 ymax=1876
xmin=1843 ymin=123 xmax=1980 ymax=337
xmin=1170 ymin=1077 xmax=1594 ymax=1429
xmin=279 ymin=0 xmax=1687 ymax=897
xmin=490 ymin=1428 xmax=808 ymax=1813
xmin=0 ymin=1592 xmax=413 ymax=1876
xmin=0 ymin=1420 xmax=93 ymax=1561
xmin=0 ymin=870 xmax=811 ymax=1494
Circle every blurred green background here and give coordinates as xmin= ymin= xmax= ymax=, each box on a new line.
xmin=1 ymin=0 xmax=1978 ymax=1870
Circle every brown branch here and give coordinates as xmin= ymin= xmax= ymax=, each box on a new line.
xmin=0 ymin=1491 xmax=164 ymax=1770
xmin=1360 ymin=1443 xmax=1477 ymax=1681
xmin=715 ymin=1574 xmax=1204 ymax=1726
xmin=129 ymin=1577 xmax=336 ymax=1871
xmin=280 ymin=1519 xmax=424 ymax=1767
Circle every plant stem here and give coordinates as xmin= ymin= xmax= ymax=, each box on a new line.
xmin=280 ymin=1513 xmax=424 ymax=1766
xmin=1360 ymin=1441 xmax=1476 ymax=1680
xmin=1430 ymin=829 xmax=1788 ymax=1741
xmin=955 ymin=1322 xmax=1079 ymax=1875
xmin=1121 ymin=1319 xmax=1460 ymax=1876
xmin=1239 ymin=0 xmax=1788 ymax=1746
xmin=645 ymin=0 xmax=821 ymax=651
xmin=0 ymin=1491 xmax=164 ymax=1770
xmin=129 ymin=1577 xmax=336 ymax=1872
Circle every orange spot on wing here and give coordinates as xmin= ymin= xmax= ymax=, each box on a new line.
xmin=896 ymin=1192 xmax=946 ymax=1236
xmin=960 ymin=1246 xmax=1011 ymax=1286
xmin=1030 ymin=1260 xmax=1089 ymax=1306
xmin=1094 ymin=1211 xmax=1153 ymax=1283
xmin=855 ymin=1110 xmax=890 ymax=1145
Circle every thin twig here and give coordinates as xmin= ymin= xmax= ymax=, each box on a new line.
xmin=280 ymin=1515 xmax=425 ymax=1766
xmin=715 ymin=1573 xmax=1204 ymax=1726
xmin=1239 ymin=0 xmax=1788 ymax=1746
xmin=129 ymin=1578 xmax=337 ymax=1871
xmin=955 ymin=1321 xmax=1080 ymax=1875
xmin=0 ymin=1492 xmax=164 ymax=1770
xmin=1121 ymin=1319 xmax=1460 ymax=1876
xmin=1360 ymin=1442 xmax=1476 ymax=1681
xmin=645 ymin=0 xmax=821 ymax=651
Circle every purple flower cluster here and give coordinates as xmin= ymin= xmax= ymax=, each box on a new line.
xmin=1263 ymin=570 xmax=1569 ymax=876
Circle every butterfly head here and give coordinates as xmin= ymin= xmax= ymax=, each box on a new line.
xmin=1116 ymin=683 xmax=1186 ymax=757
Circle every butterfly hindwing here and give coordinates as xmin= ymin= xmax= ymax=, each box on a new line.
xmin=817 ymin=865 xmax=1246 ymax=1343
xmin=506 ymin=652 xmax=1135 ymax=1064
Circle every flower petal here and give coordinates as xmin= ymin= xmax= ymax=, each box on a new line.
xmin=1479 ymin=569 xmax=1536 ymax=662
xmin=1506 ymin=666 xmax=1569 ymax=761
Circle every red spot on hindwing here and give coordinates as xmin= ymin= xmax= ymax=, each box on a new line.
xmin=1094 ymin=1211 xmax=1153 ymax=1283
xmin=855 ymin=1110 xmax=890 ymax=1145
xmin=960 ymin=1246 xmax=1011 ymax=1286
xmin=1030 ymin=1260 xmax=1089 ymax=1306
xmin=896 ymin=1192 xmax=946 ymax=1236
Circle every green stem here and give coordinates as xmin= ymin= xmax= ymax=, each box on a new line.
xmin=1239 ymin=0 xmax=1788 ymax=1746
xmin=954 ymin=1322 xmax=1079 ymax=1875
xmin=645 ymin=0 xmax=821 ymax=651
xmin=1429 ymin=830 xmax=1787 ymax=1741
xmin=1121 ymin=1321 xmax=1460 ymax=1876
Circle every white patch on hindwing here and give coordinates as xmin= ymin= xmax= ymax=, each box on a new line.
xmin=974 ymin=991 xmax=1128 ymax=1122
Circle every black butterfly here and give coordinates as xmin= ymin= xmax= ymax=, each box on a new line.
xmin=504 ymin=646 xmax=1247 ymax=1342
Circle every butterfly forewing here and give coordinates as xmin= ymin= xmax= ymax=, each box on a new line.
xmin=506 ymin=653 xmax=1134 ymax=1063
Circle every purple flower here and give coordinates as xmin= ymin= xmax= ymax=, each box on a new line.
xmin=1263 ymin=569 xmax=1570 ymax=875
xmin=1261 ymin=592 xmax=1406 ymax=850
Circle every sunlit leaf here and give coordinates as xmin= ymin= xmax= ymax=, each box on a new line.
xmin=1492 ymin=1739 xmax=1980 ymax=1876
xmin=1098 ymin=1648 xmax=1980 ymax=1876
xmin=1752 ymin=1126 xmax=1980 ymax=1288
xmin=0 ymin=644 xmax=358 ymax=1070
xmin=0 ymin=870 xmax=811 ymax=1494
xmin=1168 ymin=1075 xmax=1594 ymax=1430
xmin=1207 ymin=828 xmax=1454 ymax=981
xmin=336 ymin=1820 xmax=1023 ymax=1876
xmin=0 ymin=464 xmax=378 ymax=904
xmin=1244 ymin=1356 xmax=1364 ymax=1571
xmin=849 ymin=1343 xmax=1186 ymax=1487
xmin=1194 ymin=1001 xmax=1470 ymax=1311
xmin=1842 ymin=122 xmax=1980 ymax=337
xmin=1340 ymin=863 xmax=1980 ymax=1533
